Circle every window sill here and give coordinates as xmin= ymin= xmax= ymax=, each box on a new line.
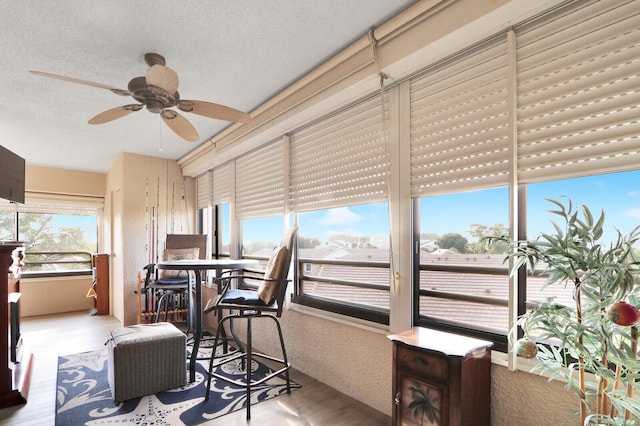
xmin=21 ymin=270 xmax=92 ymax=279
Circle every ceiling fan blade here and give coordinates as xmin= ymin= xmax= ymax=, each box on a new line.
xmin=30 ymin=70 xmax=130 ymax=95
xmin=177 ymin=100 xmax=250 ymax=123
xmin=88 ymin=104 xmax=143 ymax=125
xmin=146 ymin=65 xmax=179 ymax=94
xmin=161 ymin=110 xmax=199 ymax=142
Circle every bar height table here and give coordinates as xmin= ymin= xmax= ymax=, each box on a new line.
xmin=156 ymin=258 xmax=257 ymax=382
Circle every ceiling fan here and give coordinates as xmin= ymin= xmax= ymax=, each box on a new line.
xmin=30 ymin=53 xmax=251 ymax=142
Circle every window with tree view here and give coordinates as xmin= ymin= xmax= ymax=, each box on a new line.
xmin=0 ymin=205 xmax=98 ymax=274
xmin=240 ymin=214 xmax=285 ymax=283
xmin=415 ymin=187 xmax=510 ymax=343
xmin=294 ymin=202 xmax=390 ymax=324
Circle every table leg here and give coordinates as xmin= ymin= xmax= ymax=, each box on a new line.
xmin=189 ymin=269 xmax=202 ymax=383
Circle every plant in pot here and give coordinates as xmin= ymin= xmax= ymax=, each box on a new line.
xmin=490 ymin=198 xmax=640 ymax=425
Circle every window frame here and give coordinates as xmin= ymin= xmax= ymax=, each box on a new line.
xmin=293 ymin=256 xmax=390 ymax=325
xmin=3 ymin=209 xmax=99 ymax=277
xmin=411 ymin=187 xmax=521 ymax=353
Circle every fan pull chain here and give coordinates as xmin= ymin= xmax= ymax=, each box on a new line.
xmin=368 ymin=27 xmax=400 ymax=295
xmin=158 ymin=121 xmax=164 ymax=152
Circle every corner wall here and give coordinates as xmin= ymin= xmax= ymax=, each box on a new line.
xmin=21 ymin=165 xmax=106 ymax=317
xmin=106 ymin=152 xmax=196 ymax=326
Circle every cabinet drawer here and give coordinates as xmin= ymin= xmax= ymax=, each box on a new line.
xmin=396 ymin=345 xmax=448 ymax=381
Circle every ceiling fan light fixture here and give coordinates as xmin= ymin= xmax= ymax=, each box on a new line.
xmin=127 ymin=76 xmax=147 ymax=93
xmin=144 ymin=53 xmax=166 ymax=67
xmin=146 ymin=99 xmax=164 ymax=114
xmin=146 ymin=65 xmax=179 ymax=94
xmin=31 ymin=52 xmax=250 ymax=141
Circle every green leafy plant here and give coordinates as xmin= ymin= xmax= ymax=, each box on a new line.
xmin=490 ymin=198 xmax=640 ymax=425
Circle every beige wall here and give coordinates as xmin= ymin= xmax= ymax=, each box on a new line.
xmin=491 ymin=365 xmax=577 ymax=425
xmin=204 ymin=307 xmax=581 ymax=424
xmin=25 ymin=165 xmax=106 ymax=197
xmin=106 ymin=152 xmax=196 ymax=326
xmin=105 ymin=154 xmax=123 ymax=321
xmin=20 ymin=276 xmax=94 ymax=317
xmin=21 ymin=165 xmax=106 ymax=317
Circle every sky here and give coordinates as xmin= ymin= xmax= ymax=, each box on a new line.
xmin=422 ymin=170 xmax=640 ymax=245
xmin=44 ymin=214 xmax=98 ymax=247
xmin=234 ymin=169 xmax=640 ymax=247
xmin=527 ymin=171 xmax=640 ymax=244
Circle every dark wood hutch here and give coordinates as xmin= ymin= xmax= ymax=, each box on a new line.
xmin=388 ymin=327 xmax=492 ymax=426
xmin=0 ymin=242 xmax=32 ymax=408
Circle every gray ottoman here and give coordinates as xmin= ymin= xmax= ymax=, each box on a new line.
xmin=107 ymin=322 xmax=186 ymax=402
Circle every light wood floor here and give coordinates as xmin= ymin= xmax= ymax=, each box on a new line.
xmin=0 ymin=311 xmax=390 ymax=425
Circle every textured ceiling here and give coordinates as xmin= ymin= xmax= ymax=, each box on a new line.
xmin=0 ymin=1 xmax=416 ymax=173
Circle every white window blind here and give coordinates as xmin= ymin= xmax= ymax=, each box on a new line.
xmin=516 ymin=0 xmax=640 ymax=183
xmin=196 ymin=171 xmax=212 ymax=210
xmin=409 ymin=34 xmax=511 ymax=197
xmin=289 ymin=94 xmax=389 ymax=211
xmin=212 ymin=162 xmax=233 ymax=206
xmin=235 ymin=139 xmax=285 ymax=219
xmin=0 ymin=192 xmax=103 ymax=215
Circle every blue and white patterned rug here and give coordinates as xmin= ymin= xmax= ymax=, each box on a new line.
xmin=55 ymin=345 xmax=298 ymax=425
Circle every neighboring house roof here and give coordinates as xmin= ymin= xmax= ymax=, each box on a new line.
xmin=299 ymin=249 xmax=573 ymax=332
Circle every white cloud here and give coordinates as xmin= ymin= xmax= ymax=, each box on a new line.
xmin=628 ymin=190 xmax=640 ymax=198
xmin=624 ymin=208 xmax=640 ymax=219
xmin=324 ymin=228 xmax=363 ymax=239
xmin=319 ymin=207 xmax=363 ymax=226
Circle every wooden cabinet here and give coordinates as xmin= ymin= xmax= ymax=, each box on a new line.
xmin=0 ymin=242 xmax=32 ymax=408
xmin=388 ymin=327 xmax=492 ymax=426
xmin=91 ymin=253 xmax=109 ymax=315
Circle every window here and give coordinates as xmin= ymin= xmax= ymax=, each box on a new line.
xmin=2 ymin=210 xmax=98 ymax=274
xmin=1 ymin=196 xmax=101 ymax=275
xmin=526 ymin=170 xmax=640 ymax=311
xmin=20 ymin=212 xmax=97 ymax=272
xmin=192 ymin=0 xmax=640 ymax=348
xmin=294 ymin=202 xmax=390 ymax=324
xmin=287 ymin=92 xmax=390 ymax=324
xmin=414 ymin=188 xmax=510 ymax=348
xmin=408 ymin=0 xmax=640 ymax=351
xmin=218 ymin=203 xmax=231 ymax=257
xmin=0 ymin=211 xmax=15 ymax=240
xmin=202 ymin=203 xmax=231 ymax=258
xmin=413 ymin=170 xmax=640 ymax=351
xmin=239 ymin=214 xmax=285 ymax=288
xmin=527 ymin=172 xmax=640 ymax=245
xmin=241 ymin=215 xmax=284 ymax=258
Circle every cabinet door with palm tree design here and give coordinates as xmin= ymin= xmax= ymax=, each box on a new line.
xmin=397 ymin=373 xmax=447 ymax=426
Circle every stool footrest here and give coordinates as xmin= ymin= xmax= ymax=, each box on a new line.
xmin=107 ymin=323 xmax=186 ymax=402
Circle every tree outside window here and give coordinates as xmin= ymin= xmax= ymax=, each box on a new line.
xmin=3 ymin=211 xmax=98 ymax=272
